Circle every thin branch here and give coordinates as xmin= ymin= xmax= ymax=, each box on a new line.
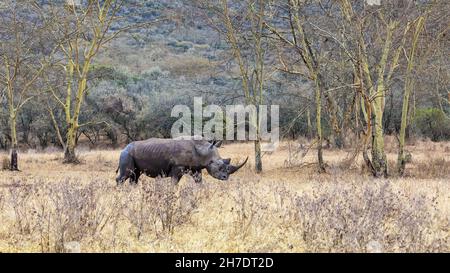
xmin=78 ymin=120 xmax=110 ymax=129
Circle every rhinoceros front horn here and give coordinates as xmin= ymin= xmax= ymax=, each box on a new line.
xmin=228 ymin=157 xmax=248 ymax=174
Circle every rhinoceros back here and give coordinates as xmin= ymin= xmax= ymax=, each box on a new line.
xmin=128 ymin=138 xmax=202 ymax=177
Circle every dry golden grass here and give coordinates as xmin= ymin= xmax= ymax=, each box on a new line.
xmin=0 ymin=139 xmax=449 ymax=253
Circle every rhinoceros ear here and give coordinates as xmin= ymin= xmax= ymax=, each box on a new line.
xmin=208 ymin=142 xmax=215 ymax=150
xmin=207 ymin=139 xmax=223 ymax=149
xmin=195 ymin=143 xmax=213 ymax=157
xmin=207 ymin=139 xmax=216 ymax=149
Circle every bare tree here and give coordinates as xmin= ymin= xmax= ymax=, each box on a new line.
xmin=397 ymin=16 xmax=426 ymax=175
xmin=192 ymin=0 xmax=271 ymax=173
xmin=0 ymin=1 xmax=51 ymax=170
xmin=266 ymin=0 xmax=328 ymax=172
xmin=44 ymin=0 xmax=164 ymax=163
xmin=337 ymin=0 xmax=423 ymax=177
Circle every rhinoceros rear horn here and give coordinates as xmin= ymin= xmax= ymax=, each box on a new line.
xmin=228 ymin=157 xmax=248 ymax=174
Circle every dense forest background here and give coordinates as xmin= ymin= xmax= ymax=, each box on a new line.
xmin=0 ymin=0 xmax=449 ymax=173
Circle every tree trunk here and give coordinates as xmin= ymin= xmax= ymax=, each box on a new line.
xmin=397 ymin=81 xmax=412 ymax=175
xmin=371 ymin=99 xmax=387 ymax=177
xmin=64 ymin=145 xmax=78 ymax=164
xmin=315 ymin=78 xmax=326 ymax=173
xmin=10 ymin=148 xmax=18 ymax=171
xmin=9 ymin=113 xmax=19 ymax=171
xmin=397 ymin=16 xmax=424 ymax=176
xmin=63 ymin=124 xmax=79 ymax=163
xmin=254 ymin=139 xmax=262 ymax=173
xmin=333 ymin=130 xmax=344 ymax=150
xmin=323 ymin=90 xmax=343 ymax=149
xmin=253 ymin=104 xmax=263 ymax=173
xmin=306 ymin=108 xmax=313 ymax=139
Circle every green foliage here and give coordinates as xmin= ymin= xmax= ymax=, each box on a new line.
xmin=167 ymin=40 xmax=193 ymax=53
xmin=413 ymin=108 xmax=450 ymax=141
xmin=89 ymin=65 xmax=137 ymax=88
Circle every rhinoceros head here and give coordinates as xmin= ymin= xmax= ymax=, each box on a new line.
xmin=206 ymin=157 xmax=249 ymax=180
xmin=195 ymin=140 xmax=248 ymax=180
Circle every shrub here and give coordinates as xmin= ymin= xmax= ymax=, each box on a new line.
xmin=413 ymin=108 xmax=450 ymax=141
xmin=142 ymin=66 xmax=164 ymax=80
xmin=292 ymin=180 xmax=448 ymax=252
xmin=167 ymin=40 xmax=193 ymax=53
xmin=123 ymin=178 xmax=200 ymax=237
xmin=414 ymin=158 xmax=450 ymax=179
xmin=5 ymin=179 xmax=122 ymax=252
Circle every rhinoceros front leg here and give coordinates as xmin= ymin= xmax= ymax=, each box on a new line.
xmin=130 ymin=169 xmax=141 ymax=184
xmin=190 ymin=170 xmax=202 ymax=183
xmin=116 ymin=157 xmax=135 ymax=185
xmin=169 ymin=166 xmax=184 ymax=184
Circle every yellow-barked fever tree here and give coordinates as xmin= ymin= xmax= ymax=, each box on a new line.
xmin=0 ymin=1 xmax=54 ymax=171
xmin=44 ymin=0 xmax=164 ymax=163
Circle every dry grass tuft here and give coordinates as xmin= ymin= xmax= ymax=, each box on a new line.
xmin=1 ymin=155 xmax=10 ymax=170
xmin=293 ymin=180 xmax=447 ymax=252
xmin=415 ymin=158 xmax=450 ymax=178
